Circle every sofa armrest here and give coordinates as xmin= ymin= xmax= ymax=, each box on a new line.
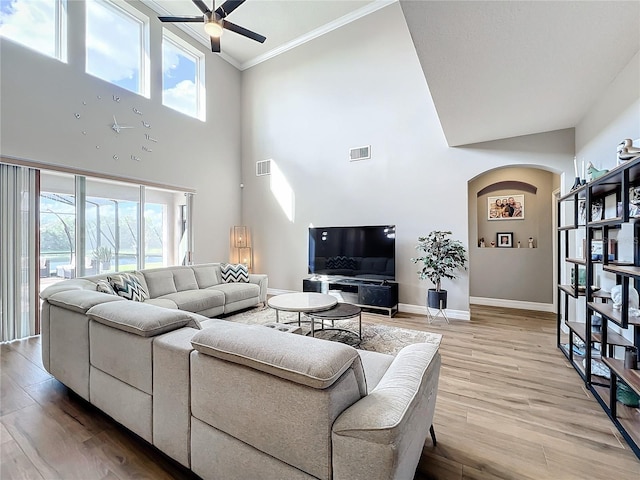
xmin=40 ymin=279 xmax=101 ymax=300
xmin=87 ymin=301 xmax=202 ymax=337
xmin=331 ymin=343 xmax=441 ymax=480
xmin=248 ymin=274 xmax=268 ymax=303
xmin=45 ymin=289 xmax=125 ymax=314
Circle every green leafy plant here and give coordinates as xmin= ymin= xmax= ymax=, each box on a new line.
xmin=92 ymin=246 xmax=113 ymax=263
xmin=412 ymin=231 xmax=467 ymax=291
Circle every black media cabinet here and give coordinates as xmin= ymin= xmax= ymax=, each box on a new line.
xmin=303 ymin=278 xmax=398 ymax=317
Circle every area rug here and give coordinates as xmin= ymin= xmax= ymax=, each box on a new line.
xmin=223 ymin=306 xmax=442 ymax=355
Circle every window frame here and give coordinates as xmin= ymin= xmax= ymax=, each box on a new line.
xmin=0 ymin=0 xmax=68 ymax=62
xmin=162 ymin=28 xmax=206 ymax=121
xmin=84 ymin=0 xmax=150 ymax=98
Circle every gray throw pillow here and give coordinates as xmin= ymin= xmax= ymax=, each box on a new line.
xmin=96 ymin=279 xmax=116 ymax=295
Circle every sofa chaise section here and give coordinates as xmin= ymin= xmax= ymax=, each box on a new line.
xmin=189 ymin=322 xmax=367 ymax=480
xmin=188 ymin=321 xmax=442 ymax=480
xmin=86 ymin=301 xmax=206 ymax=443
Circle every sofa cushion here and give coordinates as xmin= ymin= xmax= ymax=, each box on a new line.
xmin=192 ymin=264 xmax=221 ymax=288
xmin=173 ymin=268 xmax=199 ymax=292
xmin=208 ymin=282 xmax=260 ymax=303
xmin=142 ymin=270 xmax=177 ymax=298
xmin=108 ymin=272 xmax=149 ymax=302
xmin=158 ymin=289 xmax=225 ymax=313
xmin=220 ymin=263 xmax=249 ymax=283
xmin=96 ymin=279 xmax=116 ymax=295
xmin=191 ymin=322 xmax=366 ymax=391
xmin=87 ymin=301 xmax=202 ymax=337
xmin=144 ymin=298 xmax=179 ymax=309
xmin=358 ymin=350 xmax=394 ymax=393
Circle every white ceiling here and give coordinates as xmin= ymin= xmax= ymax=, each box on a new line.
xmin=399 ymin=0 xmax=640 ymax=146
xmin=143 ymin=0 xmax=640 ymax=147
xmin=142 ymin=0 xmax=390 ymax=69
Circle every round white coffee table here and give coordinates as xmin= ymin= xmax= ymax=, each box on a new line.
xmin=267 ymin=292 xmax=337 ymax=324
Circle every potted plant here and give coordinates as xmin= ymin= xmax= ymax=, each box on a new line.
xmin=412 ymin=231 xmax=467 ymax=310
xmin=92 ymin=246 xmax=113 ymax=272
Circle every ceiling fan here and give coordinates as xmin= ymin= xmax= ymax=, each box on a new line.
xmin=158 ymin=0 xmax=266 ymax=53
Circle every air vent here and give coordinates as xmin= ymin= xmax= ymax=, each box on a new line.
xmin=349 ymin=145 xmax=371 ymax=162
xmin=256 ymin=159 xmax=271 ymax=176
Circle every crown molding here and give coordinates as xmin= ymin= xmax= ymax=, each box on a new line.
xmin=143 ymin=0 xmax=396 ymax=71
xmin=240 ymin=0 xmax=396 ymax=70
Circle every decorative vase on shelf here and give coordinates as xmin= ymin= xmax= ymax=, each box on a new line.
xmin=624 ymin=347 xmax=638 ymax=370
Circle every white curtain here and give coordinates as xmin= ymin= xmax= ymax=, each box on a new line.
xmin=0 ymin=163 xmax=38 ymax=341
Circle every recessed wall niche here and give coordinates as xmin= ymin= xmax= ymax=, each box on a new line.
xmin=476 ymin=180 xmax=537 ymax=248
xmin=468 ymin=166 xmax=560 ymax=305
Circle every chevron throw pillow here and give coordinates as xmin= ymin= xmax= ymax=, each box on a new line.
xmin=108 ymin=272 xmax=149 ymax=302
xmin=220 ymin=263 xmax=249 ymax=283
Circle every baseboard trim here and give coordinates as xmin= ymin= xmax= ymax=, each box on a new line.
xmin=469 ymin=296 xmax=555 ymax=313
xmin=399 ymin=303 xmax=470 ymax=320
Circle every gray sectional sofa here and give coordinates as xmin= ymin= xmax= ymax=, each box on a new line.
xmin=40 ymin=263 xmax=442 ymax=480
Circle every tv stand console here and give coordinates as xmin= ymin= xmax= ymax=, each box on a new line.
xmin=302 ymin=277 xmax=398 ymax=317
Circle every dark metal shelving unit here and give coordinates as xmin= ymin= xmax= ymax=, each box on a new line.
xmin=557 ymin=158 xmax=640 ymax=459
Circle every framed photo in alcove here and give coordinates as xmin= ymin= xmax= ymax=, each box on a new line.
xmin=497 ymin=232 xmax=513 ymax=248
xmin=488 ymin=194 xmax=524 ymax=220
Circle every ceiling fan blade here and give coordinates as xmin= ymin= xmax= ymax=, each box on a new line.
xmin=158 ymin=16 xmax=204 ymax=22
xmin=215 ymin=0 xmax=246 ymax=18
xmin=192 ymin=0 xmax=212 ymax=15
xmin=211 ymin=36 xmax=220 ymax=53
xmin=223 ymin=20 xmax=266 ymax=43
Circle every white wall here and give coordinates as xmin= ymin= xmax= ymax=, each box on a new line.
xmin=0 ymin=0 xmax=242 ymax=263
xmin=575 ymin=51 xmax=640 ymax=170
xmin=240 ymin=3 xmax=574 ymax=313
xmin=575 ymin=51 xmax=640 ymax=342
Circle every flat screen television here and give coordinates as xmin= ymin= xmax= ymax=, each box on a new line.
xmin=308 ymin=225 xmax=396 ymax=281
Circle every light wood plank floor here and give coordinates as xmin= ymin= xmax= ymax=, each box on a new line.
xmin=1 ymin=305 xmax=639 ymax=479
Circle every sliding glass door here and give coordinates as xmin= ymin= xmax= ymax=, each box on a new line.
xmin=0 ymin=164 xmax=191 ymax=343
xmin=39 ymin=172 xmax=189 ymax=285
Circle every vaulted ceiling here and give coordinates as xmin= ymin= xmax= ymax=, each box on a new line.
xmin=143 ymin=0 xmax=640 ymax=146
xmin=399 ymin=0 xmax=640 ymax=146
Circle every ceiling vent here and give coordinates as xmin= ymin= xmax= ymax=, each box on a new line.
xmin=349 ymin=145 xmax=371 ymax=162
xmin=256 ymin=159 xmax=271 ymax=176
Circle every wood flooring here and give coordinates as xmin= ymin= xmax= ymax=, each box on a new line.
xmin=1 ymin=305 xmax=639 ymax=479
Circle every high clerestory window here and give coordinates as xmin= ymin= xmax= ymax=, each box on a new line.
xmin=162 ymin=29 xmax=206 ymax=120
xmin=85 ymin=0 xmax=150 ymax=97
xmin=0 ymin=0 xmax=67 ymax=62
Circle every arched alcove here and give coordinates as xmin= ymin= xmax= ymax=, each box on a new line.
xmin=468 ymin=166 xmax=561 ymax=310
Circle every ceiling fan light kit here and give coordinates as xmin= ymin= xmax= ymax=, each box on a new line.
xmin=159 ymin=0 xmax=265 ymax=53
xmin=204 ymin=17 xmax=224 ymax=37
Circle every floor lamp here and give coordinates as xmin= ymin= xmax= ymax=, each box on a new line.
xmin=233 ymin=226 xmax=252 ymax=271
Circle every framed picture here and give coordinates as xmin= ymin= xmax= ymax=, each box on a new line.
xmin=591 ymin=199 xmax=603 ymax=221
xmin=578 ymin=199 xmax=587 ymax=224
xmin=497 ymin=232 xmax=513 ymax=248
xmin=488 ymin=194 xmax=524 ymax=220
